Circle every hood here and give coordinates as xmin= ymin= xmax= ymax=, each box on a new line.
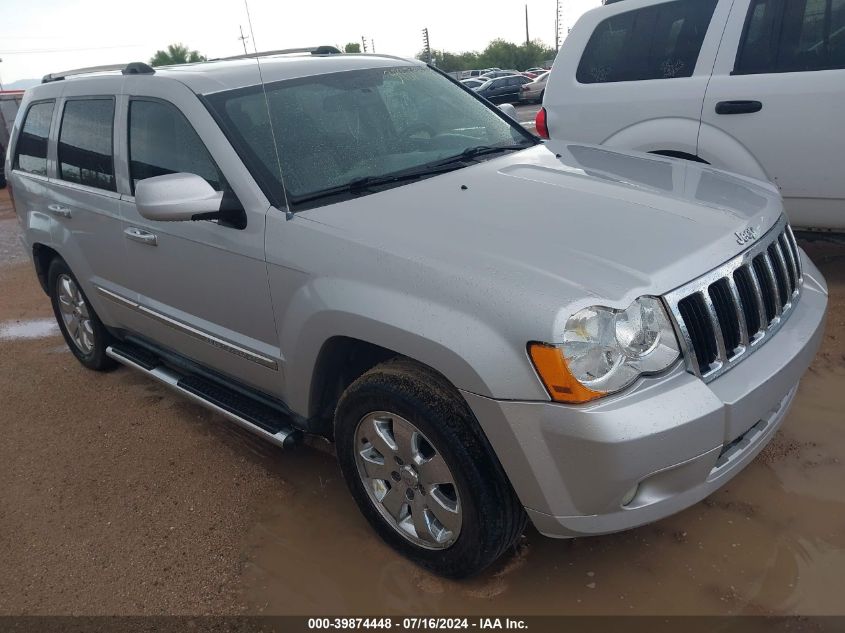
xmin=300 ymin=141 xmax=784 ymax=306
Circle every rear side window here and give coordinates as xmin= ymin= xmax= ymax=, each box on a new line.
xmin=735 ymin=0 xmax=845 ymax=74
xmin=58 ymin=99 xmax=116 ymax=191
xmin=128 ymin=99 xmax=226 ymax=194
xmin=577 ymin=0 xmax=719 ymax=83
xmin=14 ymin=101 xmax=54 ymax=176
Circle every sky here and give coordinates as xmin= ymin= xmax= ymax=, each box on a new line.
xmin=0 ymin=0 xmax=601 ymax=87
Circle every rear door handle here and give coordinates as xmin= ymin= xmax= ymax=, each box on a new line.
xmin=124 ymin=226 xmax=158 ymax=246
xmin=47 ymin=204 xmax=72 ymax=218
xmin=716 ymin=100 xmax=763 ymax=115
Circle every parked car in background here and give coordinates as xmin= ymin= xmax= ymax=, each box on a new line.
xmin=525 ymin=67 xmax=548 ymax=74
xmin=479 ymin=70 xmax=520 ymax=79
xmin=459 ymin=68 xmax=500 ymax=79
xmin=461 ymin=78 xmax=487 ymax=89
xmin=519 ymin=71 xmax=549 ymax=103
xmin=475 ymin=75 xmax=532 ymax=103
xmin=542 ymin=0 xmax=845 ymax=230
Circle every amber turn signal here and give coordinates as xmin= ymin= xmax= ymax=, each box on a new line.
xmin=528 ymin=343 xmax=604 ymax=404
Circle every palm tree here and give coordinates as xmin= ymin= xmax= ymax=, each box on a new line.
xmin=150 ymin=44 xmax=207 ymax=67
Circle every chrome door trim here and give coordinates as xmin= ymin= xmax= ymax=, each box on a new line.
xmin=95 ymin=285 xmax=279 ymax=370
xmin=50 ymin=178 xmax=123 ymax=200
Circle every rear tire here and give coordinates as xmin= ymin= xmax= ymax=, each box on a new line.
xmin=335 ymin=358 xmax=526 ymax=578
xmin=47 ymin=258 xmax=116 ymax=371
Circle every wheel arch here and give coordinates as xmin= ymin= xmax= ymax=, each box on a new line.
xmin=32 ymin=243 xmax=62 ymax=294
xmin=696 ymin=122 xmax=770 ymax=182
xmin=307 ymin=336 xmax=399 ymax=437
xmin=601 ymin=117 xmax=702 ymax=157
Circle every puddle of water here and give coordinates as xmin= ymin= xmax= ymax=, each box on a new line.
xmin=0 ymin=318 xmax=60 ymax=341
xmin=241 ymin=367 xmax=845 ymax=616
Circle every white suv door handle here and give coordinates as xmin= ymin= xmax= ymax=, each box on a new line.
xmin=124 ymin=226 xmax=158 ymax=246
xmin=47 ymin=204 xmax=72 ymax=218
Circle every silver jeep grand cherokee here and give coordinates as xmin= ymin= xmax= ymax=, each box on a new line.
xmin=5 ymin=50 xmax=828 ymax=578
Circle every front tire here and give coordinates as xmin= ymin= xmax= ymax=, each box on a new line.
xmin=47 ymin=258 xmax=116 ymax=371
xmin=335 ymin=358 xmax=526 ymax=578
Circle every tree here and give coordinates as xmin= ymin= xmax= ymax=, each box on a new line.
xmin=344 ymin=42 xmax=361 ymax=53
xmin=416 ymin=38 xmax=556 ymax=72
xmin=150 ymin=43 xmax=207 ymax=67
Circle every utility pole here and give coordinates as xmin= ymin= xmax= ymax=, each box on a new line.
xmin=555 ymin=0 xmax=560 ymax=52
xmin=361 ymin=36 xmax=369 ymax=53
xmin=238 ymin=26 xmax=250 ymax=56
xmin=525 ymin=4 xmax=530 ymax=46
xmin=422 ymin=28 xmax=432 ymax=64
xmin=371 ymin=40 xmax=375 ymax=53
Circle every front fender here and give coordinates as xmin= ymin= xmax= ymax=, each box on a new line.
xmin=278 ymin=277 xmax=549 ymax=417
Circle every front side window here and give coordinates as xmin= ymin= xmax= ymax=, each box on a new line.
xmin=128 ymin=99 xmax=226 ymax=194
xmin=58 ymin=98 xmax=116 ymax=191
xmin=577 ymin=0 xmax=718 ymax=83
xmin=736 ymin=0 xmax=845 ymax=74
xmin=205 ymin=65 xmax=533 ymax=210
xmin=14 ymin=101 xmax=54 ymax=176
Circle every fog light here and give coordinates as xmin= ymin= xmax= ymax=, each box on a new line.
xmin=621 ymin=484 xmax=639 ymax=507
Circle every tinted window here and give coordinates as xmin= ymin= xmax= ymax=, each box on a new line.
xmin=58 ymin=99 xmax=116 ymax=191
xmin=14 ymin=101 xmax=54 ymax=176
xmin=577 ymin=0 xmax=718 ymax=83
xmin=736 ymin=0 xmax=845 ymax=74
xmin=128 ymin=99 xmax=226 ymax=193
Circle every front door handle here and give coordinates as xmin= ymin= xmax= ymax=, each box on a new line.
xmin=716 ymin=100 xmax=763 ymax=115
xmin=47 ymin=204 xmax=72 ymax=218
xmin=124 ymin=226 xmax=158 ymax=246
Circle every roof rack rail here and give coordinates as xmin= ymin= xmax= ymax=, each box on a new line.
xmin=218 ymin=46 xmax=342 ymax=61
xmin=42 ymin=62 xmax=155 ymax=84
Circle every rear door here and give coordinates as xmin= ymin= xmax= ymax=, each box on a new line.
xmin=116 ymin=78 xmax=283 ymax=397
xmin=46 ymin=87 xmax=134 ymax=330
xmin=701 ymin=0 xmax=845 ymax=229
xmin=545 ymin=0 xmax=729 ymax=154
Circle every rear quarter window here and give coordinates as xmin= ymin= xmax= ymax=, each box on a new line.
xmin=14 ymin=101 xmax=55 ymax=176
xmin=577 ymin=0 xmax=719 ymax=83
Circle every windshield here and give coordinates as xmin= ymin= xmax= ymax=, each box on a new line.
xmin=205 ymin=65 xmax=534 ymax=210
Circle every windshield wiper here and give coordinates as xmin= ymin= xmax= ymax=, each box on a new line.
xmin=289 ymin=162 xmax=468 ymax=206
xmin=432 ymin=143 xmax=535 ymax=167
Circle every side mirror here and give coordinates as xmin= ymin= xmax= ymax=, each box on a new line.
xmin=498 ymin=103 xmax=518 ymax=120
xmin=135 ymin=173 xmax=223 ymax=222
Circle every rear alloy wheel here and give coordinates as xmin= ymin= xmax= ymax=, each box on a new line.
xmin=56 ymin=274 xmax=95 ymax=355
xmin=48 ymin=258 xmax=116 ymax=371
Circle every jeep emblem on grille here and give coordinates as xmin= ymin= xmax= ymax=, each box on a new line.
xmin=735 ymin=226 xmax=758 ymax=245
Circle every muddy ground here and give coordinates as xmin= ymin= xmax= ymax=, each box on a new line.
xmin=1 ymin=187 xmax=843 ymax=615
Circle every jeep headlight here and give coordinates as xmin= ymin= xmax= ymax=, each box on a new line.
xmin=529 ymin=297 xmax=680 ymax=403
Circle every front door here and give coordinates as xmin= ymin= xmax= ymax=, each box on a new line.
xmin=116 ymin=79 xmax=283 ymax=397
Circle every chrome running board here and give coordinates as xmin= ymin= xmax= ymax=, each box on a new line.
xmin=106 ymin=344 xmax=300 ymax=449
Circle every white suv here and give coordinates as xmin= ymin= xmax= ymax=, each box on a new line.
xmin=541 ymin=0 xmax=845 ymax=230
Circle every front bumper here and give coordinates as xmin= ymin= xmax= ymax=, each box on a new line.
xmin=463 ymin=252 xmax=828 ymax=538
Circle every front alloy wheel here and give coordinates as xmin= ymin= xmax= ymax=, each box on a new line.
xmin=355 ymin=411 xmax=461 ymax=549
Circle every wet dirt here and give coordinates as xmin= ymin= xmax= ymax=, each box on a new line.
xmin=1 ymin=185 xmax=844 ymax=615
